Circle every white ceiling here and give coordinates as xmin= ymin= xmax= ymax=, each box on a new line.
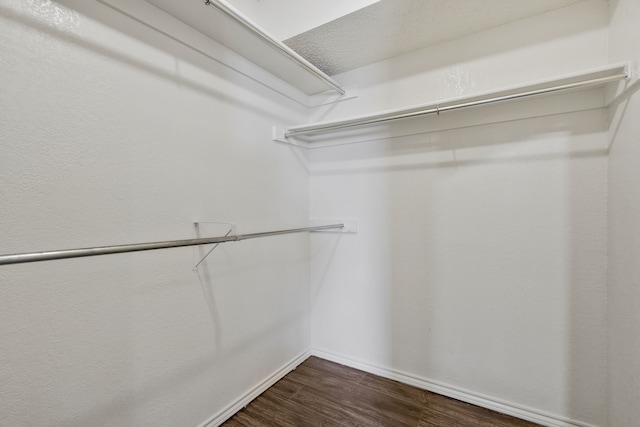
xmin=281 ymin=0 xmax=594 ymax=76
xmin=226 ymin=0 xmax=381 ymax=40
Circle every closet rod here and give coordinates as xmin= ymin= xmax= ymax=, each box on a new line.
xmin=284 ymin=73 xmax=628 ymax=137
xmin=0 ymin=224 xmax=344 ymax=265
xmin=203 ymin=0 xmax=345 ymax=95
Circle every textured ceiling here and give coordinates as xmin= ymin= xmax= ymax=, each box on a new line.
xmin=284 ymin=0 xmax=592 ymax=76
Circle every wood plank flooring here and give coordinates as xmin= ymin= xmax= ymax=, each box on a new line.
xmin=223 ymin=357 xmax=540 ymax=426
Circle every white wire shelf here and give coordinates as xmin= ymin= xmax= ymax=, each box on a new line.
xmin=273 ymin=62 xmax=632 ymax=147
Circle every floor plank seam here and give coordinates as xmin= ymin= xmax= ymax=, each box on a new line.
xmin=357 ymin=377 xmax=427 ymax=410
xmin=356 ymin=372 xmax=367 ymax=384
xmin=281 ymin=387 xmax=345 ymax=427
xmin=286 ymin=383 xmax=305 ymax=402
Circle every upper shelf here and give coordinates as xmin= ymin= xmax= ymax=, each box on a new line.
xmin=143 ymin=0 xmax=344 ymax=96
xmin=274 ymin=62 xmax=631 ymax=146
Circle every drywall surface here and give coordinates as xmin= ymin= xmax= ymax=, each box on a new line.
xmin=308 ymin=1 xmax=609 ymax=425
xmin=0 ymin=0 xmax=310 ymax=426
xmin=607 ymin=0 xmax=640 ymax=425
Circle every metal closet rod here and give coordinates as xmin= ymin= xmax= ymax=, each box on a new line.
xmin=203 ymin=0 xmax=345 ymax=95
xmin=0 ymin=224 xmax=344 ymax=266
xmin=284 ymin=73 xmax=628 ymax=137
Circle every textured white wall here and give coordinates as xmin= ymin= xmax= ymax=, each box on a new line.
xmin=308 ymin=1 xmax=609 ymax=425
xmin=607 ymin=0 xmax=640 ymax=425
xmin=0 ymin=0 xmax=310 ymax=426
xmin=0 ymin=0 xmax=629 ymax=426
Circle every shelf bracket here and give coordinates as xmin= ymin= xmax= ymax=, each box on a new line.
xmin=272 ymin=126 xmax=311 ymax=149
xmin=193 ymin=222 xmax=236 ymax=272
xmin=309 ymin=219 xmax=358 ymax=233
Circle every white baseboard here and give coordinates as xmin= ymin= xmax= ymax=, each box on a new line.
xmin=310 ymin=348 xmax=600 ymax=427
xmin=197 ymin=349 xmax=310 ymax=427
xmin=195 ymin=347 xmax=601 ymax=427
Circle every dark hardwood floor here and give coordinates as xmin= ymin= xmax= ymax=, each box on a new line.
xmin=223 ymin=356 xmax=539 ymax=426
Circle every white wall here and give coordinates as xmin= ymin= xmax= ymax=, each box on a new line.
xmin=607 ymin=0 xmax=640 ymax=425
xmin=1 ymin=0 xmax=632 ymax=426
xmin=0 ymin=0 xmax=310 ymax=426
xmin=308 ymin=1 xmax=610 ymax=425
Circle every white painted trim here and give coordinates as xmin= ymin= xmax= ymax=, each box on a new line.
xmin=197 ymin=350 xmax=310 ymax=427
xmin=310 ymin=348 xmax=601 ymax=427
xmin=194 ymin=346 xmax=601 ymax=427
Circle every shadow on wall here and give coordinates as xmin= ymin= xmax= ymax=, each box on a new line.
xmin=607 ymin=79 xmax=640 ymax=152
xmin=0 ymin=0 xmax=292 ymax=122
xmin=397 ymin=111 xmax=607 ymax=424
xmin=308 ymin=109 xmax=608 ymax=175
xmin=309 ymin=233 xmax=342 ymax=304
xmin=309 ymin=107 xmax=609 ymax=425
xmin=64 ymin=304 xmax=307 ymax=426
